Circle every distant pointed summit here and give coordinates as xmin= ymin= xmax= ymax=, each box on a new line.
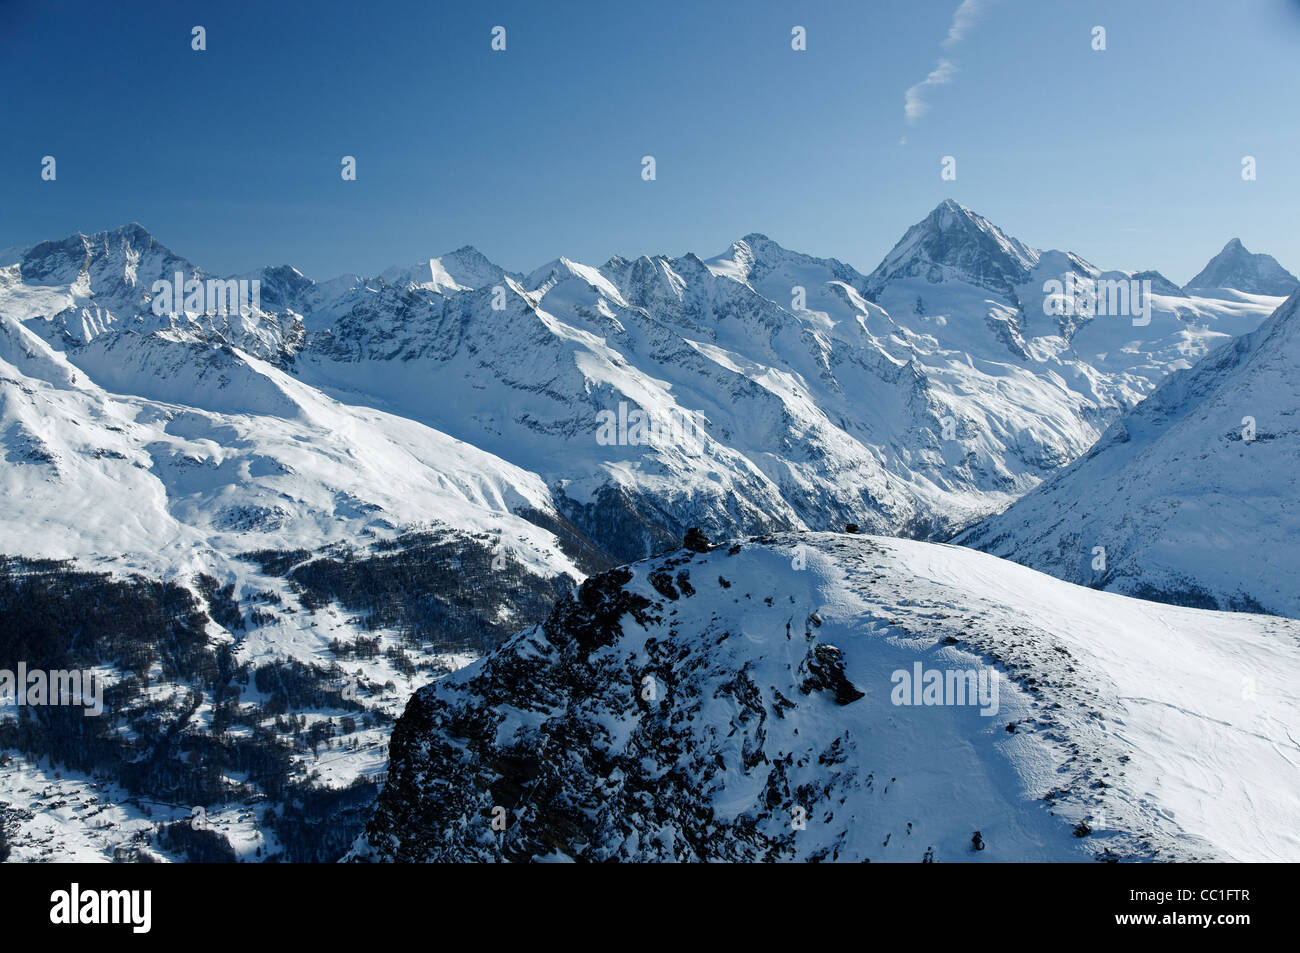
xmin=867 ymin=200 xmax=1040 ymax=295
xmin=1132 ymin=270 xmax=1185 ymax=296
xmin=1183 ymin=238 xmax=1298 ymax=296
xmin=380 ymin=246 xmax=510 ymax=294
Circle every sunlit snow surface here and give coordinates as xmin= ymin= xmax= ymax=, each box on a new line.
xmin=357 ymin=534 xmax=1300 ymax=863
xmin=962 ymin=290 xmax=1300 ymax=616
xmin=1 ymin=209 xmax=1294 ymax=861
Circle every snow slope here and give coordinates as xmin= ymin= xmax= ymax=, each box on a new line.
xmin=292 ymin=202 xmax=1284 ymax=555
xmin=5 ymin=208 xmax=1285 ymax=570
xmin=959 ymin=290 xmax=1300 ymax=617
xmin=1 ymin=241 xmax=594 ymax=861
xmin=0 ymin=301 xmax=582 ymax=584
xmin=353 ymin=533 xmax=1300 ymax=862
xmin=3 ymin=207 xmax=1295 ymax=861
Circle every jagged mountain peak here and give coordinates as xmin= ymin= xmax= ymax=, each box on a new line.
xmin=21 ymin=222 xmax=187 ymax=283
xmin=735 ymin=231 xmax=781 ymax=255
xmin=717 ymin=231 xmax=827 ymax=266
xmin=437 ymin=243 xmax=509 ymax=277
xmin=1183 ymin=238 xmax=1298 ymax=296
xmin=19 ymin=222 xmax=200 ymax=302
xmin=38 ymin=221 xmax=167 ymax=256
xmin=867 ymin=200 xmax=1041 ymax=295
xmin=249 ymin=263 xmax=319 ymax=313
xmin=705 ymin=232 xmax=867 ymax=292
xmin=523 ymin=255 xmax=624 ymax=300
xmin=379 ymin=245 xmax=509 ymax=295
xmin=446 ymin=242 xmax=488 ymax=258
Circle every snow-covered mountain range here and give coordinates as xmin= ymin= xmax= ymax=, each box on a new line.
xmin=3 ymin=201 xmax=1286 ymax=570
xmin=959 ymin=288 xmax=1300 ymax=616
xmin=2 ymin=202 xmax=1295 ymax=862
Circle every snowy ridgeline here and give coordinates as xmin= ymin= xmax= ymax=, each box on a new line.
xmin=353 ymin=533 xmax=1300 ymax=863
xmin=1 ymin=204 xmax=1297 ymax=862
xmin=960 ymin=289 xmax=1300 ymax=617
xmin=1 ymin=202 xmax=1292 ymax=577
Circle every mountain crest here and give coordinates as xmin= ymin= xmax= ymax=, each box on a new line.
xmin=1183 ymin=238 xmax=1298 ymax=296
xmin=379 ymin=245 xmax=508 ymax=295
xmin=867 ymin=200 xmax=1040 ymax=295
xmin=19 ymin=222 xmax=199 ymax=302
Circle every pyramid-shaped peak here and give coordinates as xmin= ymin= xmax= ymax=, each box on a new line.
xmin=441 ymin=245 xmax=499 ymax=268
xmin=379 ymin=245 xmax=510 ymax=294
xmin=868 ymin=201 xmax=1040 ymax=295
xmin=1184 ymin=238 xmax=1298 ymax=296
xmin=934 ymin=197 xmax=970 ymax=215
xmin=923 ymin=199 xmax=1006 ymax=234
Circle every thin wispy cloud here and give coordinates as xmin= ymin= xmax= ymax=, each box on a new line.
xmin=904 ymin=58 xmax=956 ymax=123
xmin=943 ymin=0 xmax=987 ymax=47
xmin=905 ymin=0 xmax=995 ymax=125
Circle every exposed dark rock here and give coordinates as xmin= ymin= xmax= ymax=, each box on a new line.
xmin=798 ymin=645 xmax=865 ymax=705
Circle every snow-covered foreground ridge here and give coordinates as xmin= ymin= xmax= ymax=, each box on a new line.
xmin=353 ymin=533 xmax=1300 ymax=863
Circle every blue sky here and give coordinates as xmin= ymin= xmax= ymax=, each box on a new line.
xmin=3 ymin=0 xmax=1299 ymax=283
